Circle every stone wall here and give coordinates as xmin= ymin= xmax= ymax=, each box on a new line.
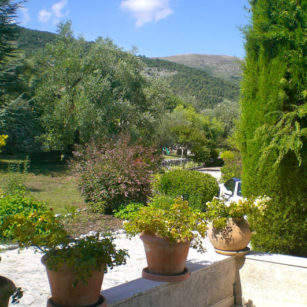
xmin=103 ymin=253 xmax=307 ymax=307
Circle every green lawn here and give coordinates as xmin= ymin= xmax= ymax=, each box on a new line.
xmin=0 ymin=159 xmax=86 ymax=214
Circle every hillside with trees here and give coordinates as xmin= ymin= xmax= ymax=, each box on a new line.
xmin=16 ymin=26 xmax=57 ymax=55
xmin=142 ymin=57 xmax=239 ymax=110
xmin=14 ymin=27 xmax=240 ymax=112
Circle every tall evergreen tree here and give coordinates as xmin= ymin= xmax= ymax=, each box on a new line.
xmin=239 ymin=0 xmax=307 ymax=255
xmin=0 ymin=0 xmax=23 ymax=63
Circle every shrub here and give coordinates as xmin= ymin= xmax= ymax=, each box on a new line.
xmin=0 ymin=192 xmax=59 ymax=243
xmin=113 ymin=202 xmax=145 ymax=220
xmin=73 ymin=136 xmax=162 ymax=213
xmin=156 ymin=169 xmax=218 ymax=211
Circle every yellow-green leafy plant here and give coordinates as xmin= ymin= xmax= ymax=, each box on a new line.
xmin=205 ymin=197 xmax=270 ymax=228
xmin=124 ymin=195 xmax=208 ymax=251
xmin=1 ymin=194 xmax=128 ymax=286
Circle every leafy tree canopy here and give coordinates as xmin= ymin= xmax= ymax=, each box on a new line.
xmin=33 ymin=22 xmax=169 ymax=151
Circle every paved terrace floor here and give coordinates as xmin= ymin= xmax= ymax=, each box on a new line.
xmin=1 ymin=231 xmax=228 ymax=307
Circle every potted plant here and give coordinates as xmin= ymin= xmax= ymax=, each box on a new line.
xmin=0 ymin=255 xmax=23 ymax=307
xmin=124 ymin=195 xmax=207 ymax=282
xmin=2 ymin=201 xmax=128 ymax=307
xmin=205 ymin=196 xmax=270 ymax=255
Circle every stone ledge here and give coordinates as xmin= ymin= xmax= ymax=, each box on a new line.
xmin=104 ymin=257 xmax=236 ymax=307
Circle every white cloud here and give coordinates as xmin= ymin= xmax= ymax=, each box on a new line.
xmin=38 ymin=0 xmax=69 ymax=24
xmin=121 ymin=0 xmax=173 ymax=28
xmin=19 ymin=7 xmax=31 ymax=25
xmin=38 ymin=9 xmax=52 ymax=23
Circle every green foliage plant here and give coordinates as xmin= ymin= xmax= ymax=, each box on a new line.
xmin=0 ymin=192 xmax=128 ymax=286
xmin=113 ymin=203 xmax=145 ymax=220
xmin=239 ymin=0 xmax=307 ymax=255
xmin=156 ymin=169 xmax=218 ymax=211
xmin=205 ymin=196 xmax=270 ymax=229
xmin=73 ymin=135 xmax=162 ymax=213
xmin=124 ymin=195 xmax=207 ymax=251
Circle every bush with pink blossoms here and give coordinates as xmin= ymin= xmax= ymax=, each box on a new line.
xmin=73 ymin=136 xmax=162 ymax=213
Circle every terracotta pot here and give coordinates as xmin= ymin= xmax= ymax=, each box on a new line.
xmin=42 ymin=255 xmax=105 ymax=307
xmin=140 ymin=232 xmax=190 ymax=275
xmin=0 ymin=275 xmax=16 ymax=307
xmin=208 ymin=218 xmax=251 ymax=252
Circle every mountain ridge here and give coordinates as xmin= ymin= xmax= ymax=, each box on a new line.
xmin=158 ymin=53 xmax=242 ymax=83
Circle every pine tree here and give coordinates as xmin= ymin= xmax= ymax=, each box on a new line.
xmin=239 ymin=0 xmax=307 ymax=255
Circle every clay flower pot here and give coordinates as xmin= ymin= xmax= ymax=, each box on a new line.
xmin=42 ymin=255 xmax=106 ymax=307
xmin=208 ymin=218 xmax=251 ymax=255
xmin=0 ymin=276 xmax=16 ymax=307
xmin=140 ymin=233 xmax=190 ymax=282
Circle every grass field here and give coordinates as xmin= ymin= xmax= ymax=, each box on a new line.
xmin=0 ymin=159 xmax=86 ymax=214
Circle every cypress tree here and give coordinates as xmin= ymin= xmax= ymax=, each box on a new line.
xmin=239 ymin=0 xmax=307 ymax=255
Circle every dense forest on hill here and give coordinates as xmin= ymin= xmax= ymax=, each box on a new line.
xmin=142 ymin=57 xmax=239 ymax=110
xmin=15 ymin=26 xmax=57 ymax=55
xmin=15 ymin=27 xmax=240 ymax=111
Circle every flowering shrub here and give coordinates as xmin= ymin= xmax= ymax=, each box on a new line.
xmin=205 ymin=196 xmax=270 ymax=228
xmin=73 ymin=136 xmax=162 ymax=213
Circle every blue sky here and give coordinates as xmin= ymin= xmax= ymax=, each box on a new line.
xmin=17 ymin=0 xmax=250 ymax=58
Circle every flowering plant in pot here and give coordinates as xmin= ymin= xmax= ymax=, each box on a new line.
xmin=124 ymin=195 xmax=207 ymax=282
xmin=2 ymin=196 xmax=128 ymax=307
xmin=205 ymin=197 xmax=270 ymax=255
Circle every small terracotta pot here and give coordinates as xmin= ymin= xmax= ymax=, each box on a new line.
xmin=208 ymin=218 xmax=251 ymax=252
xmin=42 ymin=255 xmax=105 ymax=307
xmin=140 ymin=232 xmax=190 ymax=276
xmin=0 ymin=275 xmax=16 ymax=307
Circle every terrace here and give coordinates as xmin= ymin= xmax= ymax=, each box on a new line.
xmin=1 ymin=232 xmax=306 ymax=307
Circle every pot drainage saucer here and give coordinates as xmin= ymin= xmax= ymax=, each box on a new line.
xmin=142 ymin=267 xmax=190 ymax=282
xmin=47 ymin=295 xmax=107 ymax=307
xmin=214 ymin=247 xmax=250 ymax=256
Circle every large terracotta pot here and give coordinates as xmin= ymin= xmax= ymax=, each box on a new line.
xmin=208 ymin=218 xmax=251 ymax=254
xmin=42 ymin=255 xmax=105 ymax=307
xmin=140 ymin=232 xmax=190 ymax=281
xmin=0 ymin=276 xmax=16 ymax=307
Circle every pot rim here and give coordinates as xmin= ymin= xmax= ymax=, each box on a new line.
xmin=140 ymin=232 xmax=190 ymax=245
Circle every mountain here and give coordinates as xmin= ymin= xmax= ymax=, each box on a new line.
xmin=159 ymin=54 xmax=242 ymax=83
xmin=142 ymin=57 xmax=239 ymax=110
